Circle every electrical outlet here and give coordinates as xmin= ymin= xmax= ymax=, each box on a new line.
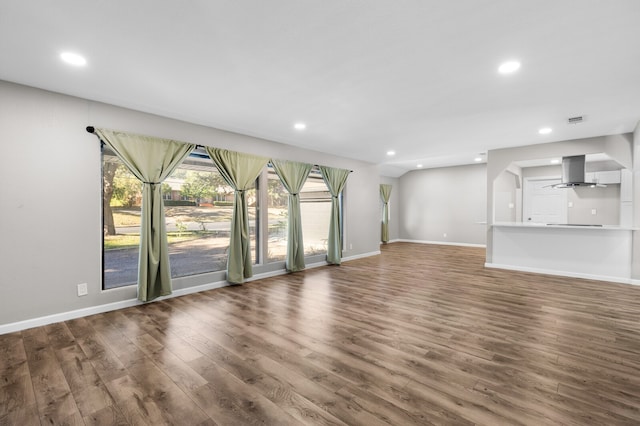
xmin=77 ymin=283 xmax=88 ymax=296
xmin=443 ymin=233 xmax=447 ymax=238
xmin=349 ymin=243 xmax=353 ymax=250
xmin=591 ymin=209 xmax=597 ymax=215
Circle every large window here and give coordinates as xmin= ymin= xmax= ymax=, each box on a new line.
xmin=300 ymin=172 xmax=332 ymax=256
xmin=102 ymin=147 xmax=339 ymax=289
xmin=163 ymin=153 xmax=258 ymax=280
xmin=102 ymin=150 xmax=141 ymax=289
xmin=102 ymin=147 xmax=257 ymax=289
xmin=267 ymin=169 xmax=288 ymax=262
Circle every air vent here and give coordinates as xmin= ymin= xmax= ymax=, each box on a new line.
xmin=567 ymin=115 xmax=585 ymax=124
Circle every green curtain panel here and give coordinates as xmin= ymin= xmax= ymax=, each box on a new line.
xmin=206 ymin=147 xmax=269 ymax=283
xmin=95 ymin=129 xmax=195 ymax=302
xmin=380 ymin=184 xmax=392 ymax=243
xmin=271 ymin=159 xmax=313 ymax=272
xmin=319 ymin=166 xmax=350 ymax=265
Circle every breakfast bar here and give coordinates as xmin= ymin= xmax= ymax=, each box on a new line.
xmin=487 ymin=222 xmax=634 ymax=283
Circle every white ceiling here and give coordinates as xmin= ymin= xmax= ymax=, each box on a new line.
xmin=1 ymin=1 xmax=639 ymax=177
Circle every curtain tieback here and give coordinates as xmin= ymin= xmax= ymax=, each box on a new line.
xmin=143 ymin=181 xmax=161 ymax=185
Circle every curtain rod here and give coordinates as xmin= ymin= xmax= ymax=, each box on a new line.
xmin=87 ymin=126 xmax=352 ymax=172
xmin=87 ymin=126 xmax=206 ymax=149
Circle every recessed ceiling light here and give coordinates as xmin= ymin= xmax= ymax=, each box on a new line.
xmin=539 ymin=127 xmax=552 ymax=135
xmin=386 ymin=150 xmax=395 ymax=156
xmin=60 ymin=51 xmax=87 ymax=66
xmin=416 ymin=164 xmax=423 ymax=168
xmin=498 ymin=60 xmax=520 ymax=74
xmin=474 ymin=157 xmax=483 ymax=162
xmin=550 ymin=158 xmax=561 ymax=164
xmin=293 ymin=122 xmax=306 ymax=130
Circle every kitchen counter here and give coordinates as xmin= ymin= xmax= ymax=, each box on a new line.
xmin=487 ymin=222 xmax=633 ymax=283
xmin=492 ymin=221 xmax=637 ymax=230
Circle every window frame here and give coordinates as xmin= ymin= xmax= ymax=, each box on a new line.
xmin=101 ymin=148 xmax=346 ymax=289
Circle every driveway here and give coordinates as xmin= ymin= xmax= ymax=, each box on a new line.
xmin=104 ymin=236 xmax=232 ymax=289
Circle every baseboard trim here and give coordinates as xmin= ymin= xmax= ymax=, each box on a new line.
xmin=485 ymin=262 xmax=636 ymax=285
xmin=244 ymin=269 xmax=288 ymax=282
xmin=342 ymin=250 xmax=381 ymax=262
xmin=0 ymin=279 xmax=237 ymax=335
xmin=0 ymin=299 xmax=140 ymax=335
xmin=0 ymin=251 xmax=383 ymax=335
xmin=306 ymin=260 xmax=329 ymax=269
xmin=397 ymin=239 xmax=486 ymax=248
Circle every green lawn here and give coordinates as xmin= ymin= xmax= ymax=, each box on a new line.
xmin=112 ymin=211 xmax=141 ymax=227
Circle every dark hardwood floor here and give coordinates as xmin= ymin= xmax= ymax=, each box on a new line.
xmin=2 ymin=242 xmax=640 ymax=425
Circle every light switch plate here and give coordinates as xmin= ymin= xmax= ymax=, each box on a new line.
xmin=591 ymin=209 xmax=597 ymax=215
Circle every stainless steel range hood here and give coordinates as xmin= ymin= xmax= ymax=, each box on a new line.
xmin=552 ymin=155 xmax=605 ymax=188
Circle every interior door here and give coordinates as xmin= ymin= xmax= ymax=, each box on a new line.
xmin=523 ymin=178 xmax=567 ymax=224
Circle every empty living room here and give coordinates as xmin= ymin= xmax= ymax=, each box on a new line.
xmin=1 ymin=1 xmax=640 ymax=425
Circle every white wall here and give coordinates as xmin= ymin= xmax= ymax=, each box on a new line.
xmin=398 ymin=164 xmax=487 ymax=245
xmin=0 ymin=81 xmax=381 ymax=327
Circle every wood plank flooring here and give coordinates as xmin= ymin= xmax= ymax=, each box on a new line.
xmin=2 ymin=242 xmax=640 ymax=425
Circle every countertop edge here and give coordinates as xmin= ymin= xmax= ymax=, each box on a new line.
xmin=491 ymin=222 xmax=638 ymax=231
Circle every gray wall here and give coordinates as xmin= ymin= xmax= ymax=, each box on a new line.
xmin=520 ymin=165 xmax=621 ymax=225
xmin=398 ymin=164 xmax=487 ymax=245
xmin=521 ymin=164 xmax=561 ymax=180
xmin=380 ymin=176 xmax=400 ymax=242
xmin=493 ymin=171 xmax=518 ymax=222
xmin=486 ymin=134 xmax=633 ymax=263
xmin=0 ymin=81 xmax=381 ymax=326
xmin=569 ymin=186 xmax=620 ymax=225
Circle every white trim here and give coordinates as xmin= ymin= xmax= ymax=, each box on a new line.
xmin=0 ymin=252 xmax=381 ymax=335
xmin=342 ymin=250 xmax=381 ymax=262
xmin=171 ymin=280 xmax=230 ymax=296
xmin=485 ymin=262 xmax=638 ymax=286
xmin=306 ymin=260 xmax=329 ymax=269
xmin=244 ymin=269 xmax=288 ymax=282
xmin=0 ymin=299 xmax=141 ymax=335
xmin=397 ymin=239 xmax=486 ymax=248
xmin=0 ymin=279 xmax=234 ymax=335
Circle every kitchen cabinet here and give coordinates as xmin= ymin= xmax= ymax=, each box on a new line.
xmin=620 ymin=169 xmax=633 ymax=227
xmin=620 ymin=203 xmax=633 ymax=227
xmin=620 ymin=169 xmax=633 ymax=202
xmin=585 ymin=170 xmax=621 ymax=184
xmin=490 ymin=223 xmax=633 ymax=282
